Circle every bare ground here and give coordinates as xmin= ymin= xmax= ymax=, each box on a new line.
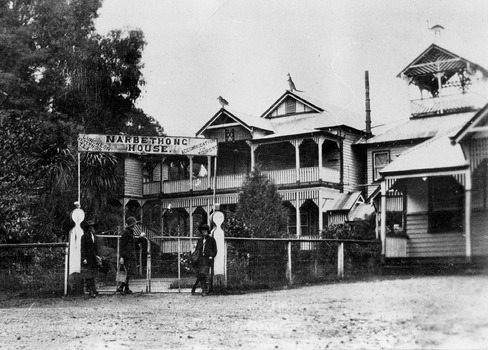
xmin=1 ymin=275 xmax=487 ymax=350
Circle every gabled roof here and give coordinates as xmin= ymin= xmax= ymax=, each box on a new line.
xmin=260 ymin=90 xmax=324 ymax=119
xmin=453 ymin=102 xmax=488 ymax=143
xmin=196 ymin=108 xmax=274 ymax=136
xmin=397 ymin=43 xmax=488 ymax=79
xmin=196 ymin=92 xmax=366 ymax=139
xmin=380 ymin=135 xmax=468 ymax=176
xmin=357 ymin=112 xmax=475 ymax=145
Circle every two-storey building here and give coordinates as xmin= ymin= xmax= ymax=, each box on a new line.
xmin=356 ymin=43 xmax=488 ymax=262
xmin=121 ymin=88 xmax=371 ymax=238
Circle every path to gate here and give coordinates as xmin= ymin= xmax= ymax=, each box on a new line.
xmin=97 ymin=278 xmax=193 ymax=294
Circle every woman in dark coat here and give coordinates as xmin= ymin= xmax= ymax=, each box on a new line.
xmin=117 ymin=216 xmax=145 ymax=294
xmin=81 ymin=220 xmax=100 ymax=298
xmin=191 ymin=224 xmax=217 ymax=296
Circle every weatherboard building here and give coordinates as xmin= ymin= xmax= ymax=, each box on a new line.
xmin=117 ymin=88 xmax=372 ymax=239
xmin=357 ymin=43 xmax=488 ymax=263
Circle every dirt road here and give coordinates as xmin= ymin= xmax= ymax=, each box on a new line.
xmin=1 ymin=275 xmax=487 ymax=349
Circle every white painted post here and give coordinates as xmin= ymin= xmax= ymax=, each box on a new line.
xmin=64 ymin=242 xmax=69 ymax=296
xmin=318 ymin=189 xmax=324 ymax=233
xmin=465 ymin=170 xmax=472 ymax=263
xmin=318 ymin=136 xmax=324 ymax=181
xmin=338 ymin=242 xmax=344 ymax=279
xmin=287 ymin=241 xmax=293 ymax=284
xmin=212 ymin=210 xmax=226 ymax=289
xmin=380 ymin=181 xmax=387 ymax=261
xmin=250 ymin=143 xmax=255 ymax=170
xmin=295 ymin=141 xmax=300 ymax=182
xmin=296 ymin=197 xmax=301 ymax=237
xmin=189 ymin=203 xmax=193 ymax=238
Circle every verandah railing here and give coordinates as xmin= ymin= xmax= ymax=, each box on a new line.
xmin=144 ymin=167 xmax=341 ymax=195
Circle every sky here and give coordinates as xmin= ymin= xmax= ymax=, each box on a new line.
xmin=95 ymin=0 xmax=488 ymax=137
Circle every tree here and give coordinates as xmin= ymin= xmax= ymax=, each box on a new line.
xmin=0 ymin=0 xmax=163 ymax=243
xmin=225 ymin=169 xmax=289 ymax=238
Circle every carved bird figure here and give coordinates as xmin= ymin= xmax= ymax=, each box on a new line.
xmin=287 ymin=73 xmax=304 ymax=92
xmin=217 ymin=96 xmax=229 ymax=108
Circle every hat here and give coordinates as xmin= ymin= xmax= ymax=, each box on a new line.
xmin=85 ymin=220 xmax=96 ymax=227
xmin=199 ymin=224 xmax=210 ymax=232
xmin=126 ymin=216 xmax=139 ymax=227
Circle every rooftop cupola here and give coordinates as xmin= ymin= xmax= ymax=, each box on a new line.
xmin=398 ymin=43 xmax=488 ymax=118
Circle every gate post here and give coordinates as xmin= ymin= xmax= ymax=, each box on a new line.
xmin=211 ymin=208 xmax=226 ymax=290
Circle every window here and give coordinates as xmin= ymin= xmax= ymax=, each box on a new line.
xmin=285 ymin=97 xmax=296 ymax=114
xmin=373 ymin=151 xmax=390 ymax=181
xmin=428 ymin=177 xmax=464 ymax=233
xmin=142 ymin=168 xmax=151 ymax=183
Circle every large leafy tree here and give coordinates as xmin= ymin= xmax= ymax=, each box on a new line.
xmin=0 ymin=0 xmax=163 ymax=243
xmin=225 ymin=169 xmax=289 ymax=238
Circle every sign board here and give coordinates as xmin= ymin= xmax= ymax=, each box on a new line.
xmin=78 ymin=134 xmax=218 ymax=156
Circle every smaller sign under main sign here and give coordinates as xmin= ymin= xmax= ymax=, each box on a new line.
xmin=78 ymin=134 xmax=218 ymax=156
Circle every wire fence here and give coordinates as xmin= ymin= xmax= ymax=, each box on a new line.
xmin=225 ymin=237 xmax=381 ymax=290
xmin=0 ymin=243 xmax=68 ymax=297
xmin=0 ymin=236 xmax=381 ymax=297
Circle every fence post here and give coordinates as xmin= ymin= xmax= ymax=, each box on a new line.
xmin=139 ymin=247 xmax=143 ymax=275
xmin=287 ymin=241 xmax=293 ymax=284
xmin=146 ymin=238 xmax=151 ymax=293
xmin=338 ymin=242 xmax=344 ymax=279
xmin=64 ymin=242 xmax=69 ymax=296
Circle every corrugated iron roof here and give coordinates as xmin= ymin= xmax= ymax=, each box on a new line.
xmin=198 ymin=91 xmax=365 ymax=139
xmin=380 ymin=135 xmax=468 ymax=175
xmin=324 ymin=191 xmax=363 ymax=211
xmin=357 ymin=112 xmax=475 ymax=144
xmin=227 ymin=109 xmax=275 ymax=132
xmin=349 ymin=203 xmax=374 ymax=221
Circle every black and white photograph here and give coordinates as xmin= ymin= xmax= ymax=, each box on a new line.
xmin=1 ymin=0 xmax=488 ymax=349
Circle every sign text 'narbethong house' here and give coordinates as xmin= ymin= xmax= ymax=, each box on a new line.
xmin=78 ymin=134 xmax=218 ymax=156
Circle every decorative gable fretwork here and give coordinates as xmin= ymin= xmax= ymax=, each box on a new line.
xmin=470 ymin=138 xmax=488 ymax=170
xmin=261 ymin=91 xmax=324 ymax=119
xmin=269 ymin=96 xmax=315 ymax=118
xmin=205 ymin=125 xmax=251 ymax=143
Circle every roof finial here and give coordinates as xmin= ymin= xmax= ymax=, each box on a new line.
xmin=427 ymin=20 xmax=444 ymax=42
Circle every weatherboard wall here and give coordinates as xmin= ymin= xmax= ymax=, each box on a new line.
xmin=366 ymin=144 xmax=411 ymax=198
xmin=124 ymin=156 xmax=143 ymax=198
xmin=341 ymin=131 xmax=365 ymax=192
